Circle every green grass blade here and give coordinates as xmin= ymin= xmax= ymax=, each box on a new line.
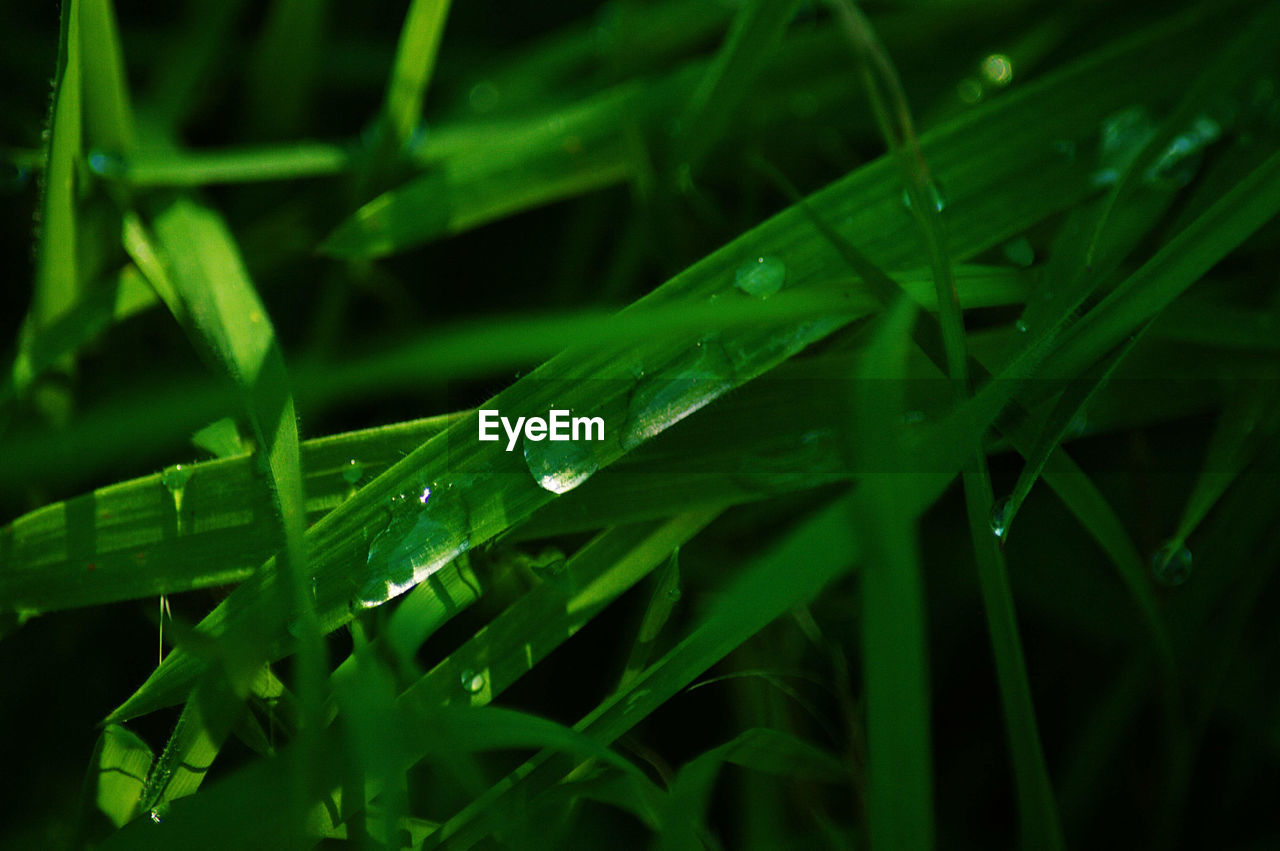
xmin=92 ymin=725 xmax=154 ymax=828
xmin=1045 ymin=149 xmax=1280 ymax=381
xmin=380 ymin=0 xmax=452 ymax=151
xmin=79 ymin=0 xmax=137 ymax=154
xmin=244 ymin=0 xmax=328 ymax=138
xmin=852 ymin=296 xmax=936 ymax=850
xmin=673 ymin=0 xmax=802 ymax=174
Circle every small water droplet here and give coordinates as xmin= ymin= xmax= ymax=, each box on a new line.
xmin=901 ymin=181 xmax=947 ymax=213
xmin=149 ymin=810 xmax=163 ymax=825
xmin=622 ymin=339 xmax=735 ymax=450
xmin=342 ymin=459 xmax=364 ymax=485
xmin=1014 ymin=318 xmax=1029 ymax=333
xmin=461 ymin=668 xmax=485 ymax=694
xmin=734 ymin=256 xmax=787 ymax=298
xmin=1151 ymin=542 xmax=1192 ymax=586
xmin=87 ymin=150 xmax=126 ymax=178
xmin=666 ymin=585 xmax=682 ymax=602
xmin=523 ymin=430 xmax=599 ymax=494
xmin=990 ymin=497 xmax=1011 ymax=538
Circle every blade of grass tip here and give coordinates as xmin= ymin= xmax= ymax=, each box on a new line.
xmin=379 ymin=0 xmax=452 ymax=154
xmin=1083 ymin=1 xmax=1280 ymax=270
xmin=672 ymin=0 xmax=802 ymax=175
xmin=20 ymin=0 xmax=83 ymax=420
xmin=422 ymin=494 xmax=859 ymax=849
xmin=997 ymin=323 xmax=1153 ymax=546
xmin=659 ymin=728 xmax=848 ymax=848
xmin=851 ymin=296 xmax=936 ymax=850
xmin=828 ymin=2 xmax=1063 ymax=846
xmin=79 ymin=0 xmax=137 ymax=156
xmin=89 ymin=725 xmax=154 ymax=829
xmin=619 ymin=547 xmax=683 ymax=690
xmin=1164 ymin=377 xmax=1280 ymax=559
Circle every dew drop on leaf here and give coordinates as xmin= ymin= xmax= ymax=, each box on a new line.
xmin=461 ymin=668 xmax=485 ymax=694
xmin=734 ymin=255 xmax=786 ymax=298
xmin=1151 ymin=542 xmax=1192 ymax=586
xmin=989 ymin=497 xmax=1012 ymax=538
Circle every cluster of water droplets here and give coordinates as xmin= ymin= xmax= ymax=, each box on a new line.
xmin=352 ymin=481 xmax=473 ymax=610
xmin=1091 ymin=106 xmax=1223 ymax=189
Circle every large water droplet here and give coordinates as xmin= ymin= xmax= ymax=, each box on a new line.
xmin=342 ymin=459 xmax=364 ymax=486
xmin=990 ymin=497 xmax=1012 ymax=538
xmin=733 ymin=428 xmax=844 ymax=492
xmin=523 ymin=428 xmax=599 ymax=494
xmin=622 ymin=339 xmax=735 ymax=450
xmin=1151 ymin=542 xmax=1192 ymax=586
xmin=980 ymin=54 xmax=1014 ymax=87
xmin=160 ymin=464 xmax=191 ymax=494
xmin=734 ymin=256 xmax=787 ymax=298
xmin=460 ymin=668 xmax=486 ymax=694
xmin=353 ymin=483 xmax=472 ymax=609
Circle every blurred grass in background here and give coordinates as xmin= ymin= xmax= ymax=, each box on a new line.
xmin=1 ymin=0 xmax=1279 ymax=847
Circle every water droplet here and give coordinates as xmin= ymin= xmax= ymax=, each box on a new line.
xmin=342 ymin=459 xmax=364 ymax=485
xmin=734 ymin=256 xmax=787 ymax=298
xmin=666 ymin=585 xmax=682 ymax=602
xmin=1144 ymin=114 xmax=1221 ymax=189
xmin=622 ymin=339 xmax=735 ymax=450
xmin=160 ymin=464 xmax=191 ymax=493
xmin=523 ymin=430 xmax=599 ymax=494
xmin=161 ymin=464 xmax=192 ymax=520
xmin=989 ymin=497 xmax=1011 ymax=538
xmin=87 ymin=150 xmax=126 ymax=178
xmin=149 ymin=810 xmax=163 ymax=825
xmin=1151 ymin=542 xmax=1192 ymax=586
xmin=353 ymin=482 xmax=472 ymax=609
xmin=957 ymin=78 xmax=983 ymax=104
xmin=733 ymin=428 xmax=844 ymax=492
xmin=980 ymin=54 xmax=1014 ymax=87
xmin=1002 ymin=237 xmax=1035 ymax=267
xmin=0 ymin=162 xmax=30 ymax=193
xmin=461 ymin=668 xmax=485 ymax=694
xmin=901 ymin=180 xmax=947 ymax=213
xmin=1014 ymin=318 xmax=1029 ymax=333
xmin=468 ymin=81 xmax=499 ymax=113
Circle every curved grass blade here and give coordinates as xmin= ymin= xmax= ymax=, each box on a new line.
xmin=422 ymin=493 xmax=859 ymax=848
xmin=658 ymin=728 xmax=848 ymax=848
